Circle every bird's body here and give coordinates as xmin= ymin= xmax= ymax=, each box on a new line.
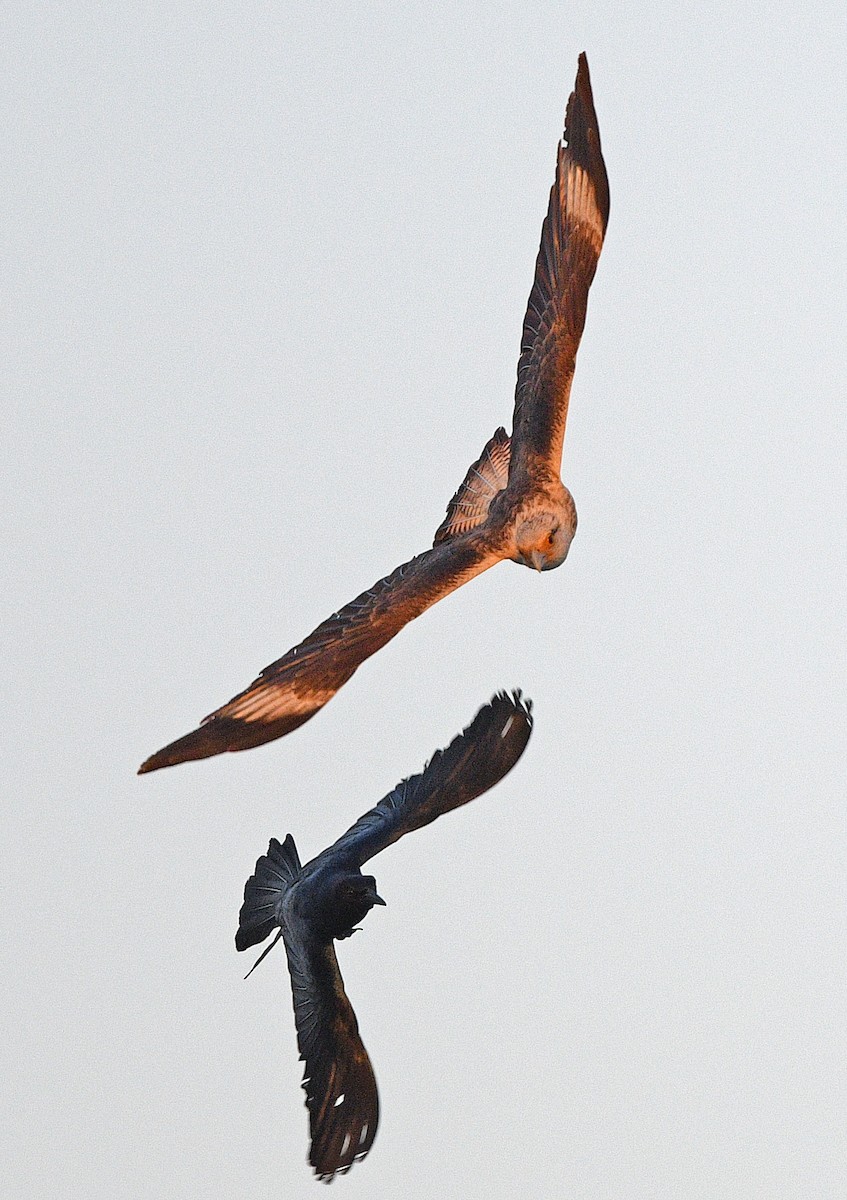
xmin=236 ymin=692 xmax=534 ymax=1181
xmin=140 ymin=54 xmax=608 ymax=774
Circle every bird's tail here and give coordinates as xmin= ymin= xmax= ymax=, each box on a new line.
xmin=235 ymin=835 xmax=301 ymax=973
xmin=433 ymin=427 xmax=511 ymax=545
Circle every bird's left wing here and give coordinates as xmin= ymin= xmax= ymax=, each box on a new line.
xmin=508 ymin=53 xmax=609 ymax=488
xmin=283 ymin=923 xmax=379 ymax=1182
xmin=139 ymin=534 xmax=500 ymax=772
xmin=320 ymin=691 xmax=533 ymax=869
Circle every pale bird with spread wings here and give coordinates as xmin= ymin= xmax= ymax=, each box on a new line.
xmin=139 ymin=55 xmax=608 ymax=774
xmin=235 ymin=691 xmax=533 ymax=1181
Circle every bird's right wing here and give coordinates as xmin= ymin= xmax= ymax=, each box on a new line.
xmin=508 ymin=53 xmax=609 ymax=488
xmin=139 ymin=533 xmax=500 ymax=773
xmin=322 ymin=691 xmax=533 ymax=869
xmin=282 ymin=923 xmax=379 ymax=1182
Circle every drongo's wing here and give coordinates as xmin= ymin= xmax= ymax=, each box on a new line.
xmin=509 ymin=53 xmax=609 ymax=488
xmin=283 ymin=926 xmax=379 ymax=1182
xmin=321 ymin=691 xmax=533 ymax=869
xmin=139 ymin=534 xmax=499 ymax=773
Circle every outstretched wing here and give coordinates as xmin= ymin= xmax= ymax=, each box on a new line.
xmin=139 ymin=534 xmax=500 ymax=773
xmin=509 ymin=53 xmax=609 ymax=487
xmin=283 ymin=926 xmax=379 ymax=1181
xmin=320 ymin=691 xmax=533 ymax=869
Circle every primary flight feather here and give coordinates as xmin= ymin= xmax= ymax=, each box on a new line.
xmin=139 ymin=54 xmax=608 ymax=774
xmin=235 ymin=691 xmax=533 ymax=1181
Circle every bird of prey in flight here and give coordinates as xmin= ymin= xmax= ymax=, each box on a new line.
xmin=139 ymin=54 xmax=608 ymax=774
xmin=235 ymin=691 xmax=533 ymax=1181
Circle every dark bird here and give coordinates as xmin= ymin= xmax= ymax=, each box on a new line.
xmin=139 ymin=54 xmax=607 ymax=774
xmin=235 ymin=691 xmax=533 ymax=1181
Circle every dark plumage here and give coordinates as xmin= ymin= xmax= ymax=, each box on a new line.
xmin=236 ymin=691 xmax=533 ymax=1181
xmin=140 ymin=54 xmax=607 ymax=774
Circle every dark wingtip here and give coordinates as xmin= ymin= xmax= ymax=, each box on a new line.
xmin=137 ymin=722 xmax=233 ymax=774
xmin=138 ymin=712 xmax=318 ymax=774
xmin=489 ymin=687 xmax=534 ymax=727
xmin=453 ymin=688 xmax=534 ymax=794
xmin=569 ymin=53 xmax=596 ymax=140
xmin=564 ymin=52 xmax=610 ymax=231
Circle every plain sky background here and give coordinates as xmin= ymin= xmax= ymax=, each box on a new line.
xmin=3 ymin=3 xmax=845 ymax=1197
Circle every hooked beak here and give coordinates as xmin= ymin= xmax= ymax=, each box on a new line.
xmin=530 ymin=550 xmax=545 ymax=573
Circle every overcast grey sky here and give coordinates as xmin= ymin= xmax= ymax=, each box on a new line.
xmin=3 ymin=2 xmax=845 ymax=1197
